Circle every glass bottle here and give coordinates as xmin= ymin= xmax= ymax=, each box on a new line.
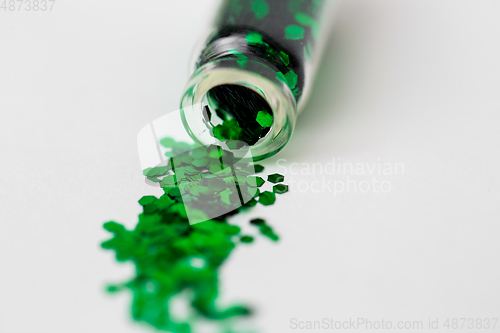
xmin=180 ymin=0 xmax=338 ymax=160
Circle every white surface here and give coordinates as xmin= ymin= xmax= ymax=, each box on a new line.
xmin=1 ymin=0 xmax=500 ymax=332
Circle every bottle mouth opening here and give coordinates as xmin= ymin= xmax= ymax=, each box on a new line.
xmin=202 ymin=84 xmax=274 ymax=147
xmin=180 ymin=58 xmax=297 ymax=161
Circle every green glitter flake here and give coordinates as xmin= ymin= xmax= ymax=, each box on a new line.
xmin=235 ymin=53 xmax=249 ymax=67
xmin=285 ymin=25 xmax=305 ymax=40
xmin=295 ymin=11 xmax=321 ymax=39
xmin=159 ymin=137 xmax=176 ymax=148
xmin=248 ymin=176 xmax=265 ymax=187
xmin=258 ymin=191 xmax=276 ymax=206
xmin=138 ymin=196 xmax=157 ymax=206
xmin=258 ymin=224 xmax=279 ymax=241
xmin=147 ymin=176 xmax=161 ymax=183
xmin=245 ymin=32 xmax=264 ymax=45
xmin=146 ymin=166 xmax=169 ymax=177
xmin=279 ymin=51 xmax=290 ymax=66
xmin=273 ymin=184 xmax=289 ymax=194
xmin=252 ymin=0 xmax=269 ymax=19
xmin=293 ymin=87 xmax=301 ymax=97
xmin=276 ymin=71 xmax=287 ymax=85
xmin=250 ymin=218 xmax=279 ymax=241
xmin=267 ymin=173 xmax=285 ymax=183
xmin=284 ymin=70 xmax=298 ymax=90
xmin=213 ymin=119 xmax=243 ymax=141
xmin=240 ymin=235 xmax=254 ymax=243
xmin=250 ymin=218 xmax=265 ymax=225
xmin=254 ymin=164 xmax=265 ymax=173
xmin=295 ymin=12 xmax=316 ymax=26
xmin=256 ymin=110 xmax=273 ymax=127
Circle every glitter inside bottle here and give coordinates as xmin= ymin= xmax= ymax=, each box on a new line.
xmin=181 ymin=0 xmax=337 ymax=160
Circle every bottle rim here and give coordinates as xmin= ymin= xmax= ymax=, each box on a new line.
xmin=180 ymin=57 xmax=297 ymax=161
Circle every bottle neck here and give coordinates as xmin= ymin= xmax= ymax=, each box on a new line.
xmin=195 ymin=27 xmax=305 ymax=103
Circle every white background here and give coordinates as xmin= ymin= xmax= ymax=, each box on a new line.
xmin=1 ymin=0 xmax=500 ymax=332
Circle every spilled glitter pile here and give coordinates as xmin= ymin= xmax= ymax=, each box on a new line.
xmin=102 ymin=138 xmax=287 ymax=332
